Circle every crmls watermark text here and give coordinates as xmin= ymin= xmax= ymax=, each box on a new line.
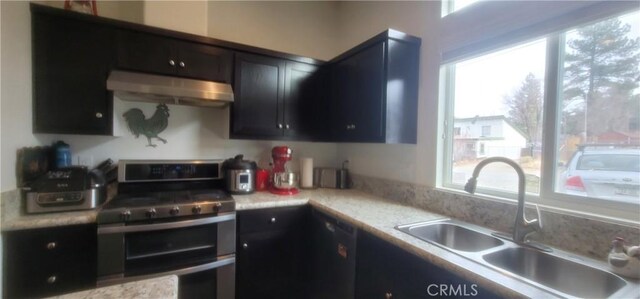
xmin=427 ymin=284 xmax=478 ymax=297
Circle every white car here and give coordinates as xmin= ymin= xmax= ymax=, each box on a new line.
xmin=562 ymin=146 xmax=640 ymax=204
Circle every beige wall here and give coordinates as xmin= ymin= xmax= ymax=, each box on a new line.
xmin=33 ymin=0 xmax=144 ymax=23
xmin=206 ymin=1 xmax=340 ymax=61
xmin=334 ymin=1 xmax=442 ymax=186
xmin=144 ymin=1 xmax=208 ymax=36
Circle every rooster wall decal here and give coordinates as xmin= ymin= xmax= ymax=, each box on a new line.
xmin=123 ymin=104 xmax=170 ymax=147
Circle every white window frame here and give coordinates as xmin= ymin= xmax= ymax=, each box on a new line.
xmin=438 ymin=3 xmax=640 ymax=223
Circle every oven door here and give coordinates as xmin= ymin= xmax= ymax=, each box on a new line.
xmin=97 ymin=213 xmax=235 ymax=299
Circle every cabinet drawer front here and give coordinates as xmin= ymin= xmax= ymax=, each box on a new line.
xmin=3 ymin=225 xmax=97 ymax=298
xmin=238 ymin=206 xmax=308 ymax=234
xmin=23 ymin=265 xmax=97 ymax=298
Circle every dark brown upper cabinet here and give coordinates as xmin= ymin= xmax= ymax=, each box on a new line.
xmin=331 ymin=43 xmax=386 ymax=143
xmin=31 ymin=6 xmax=116 ymax=135
xmin=29 ymin=4 xmax=419 ymax=143
xmin=116 ymin=30 xmax=233 ymax=83
xmin=231 ymin=52 xmax=323 ymax=140
xmin=329 ymin=30 xmax=421 ymax=144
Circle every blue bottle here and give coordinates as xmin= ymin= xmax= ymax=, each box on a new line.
xmin=55 ymin=141 xmax=72 ymax=168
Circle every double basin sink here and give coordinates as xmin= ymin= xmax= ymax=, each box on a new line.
xmin=396 ymin=219 xmax=640 ymax=298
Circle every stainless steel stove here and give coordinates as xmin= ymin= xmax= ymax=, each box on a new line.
xmin=97 ymin=160 xmax=236 ymax=299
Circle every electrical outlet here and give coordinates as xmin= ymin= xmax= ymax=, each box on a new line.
xmin=77 ymin=155 xmax=94 ymax=167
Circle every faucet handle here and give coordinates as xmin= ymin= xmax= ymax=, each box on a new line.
xmin=534 ymin=204 xmax=542 ymax=229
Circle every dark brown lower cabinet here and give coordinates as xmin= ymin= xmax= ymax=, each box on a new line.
xmin=235 ymin=206 xmax=310 ymax=299
xmin=2 ymin=224 xmax=97 ymax=298
xmin=356 ymin=230 xmax=500 ymax=299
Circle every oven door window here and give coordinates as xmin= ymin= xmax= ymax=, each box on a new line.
xmin=125 ymin=223 xmax=217 ymax=276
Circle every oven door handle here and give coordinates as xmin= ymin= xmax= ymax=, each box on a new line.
xmin=97 ymin=255 xmax=235 ymax=287
xmin=98 ymin=213 xmax=236 ymax=234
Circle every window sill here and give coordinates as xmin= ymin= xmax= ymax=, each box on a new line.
xmin=434 ymin=186 xmax=640 ymax=227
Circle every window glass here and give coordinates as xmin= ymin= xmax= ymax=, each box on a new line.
xmin=555 ymin=12 xmax=640 ymax=204
xmin=481 ymin=125 xmax=491 ymax=136
xmin=445 ymin=39 xmax=546 ymax=194
xmin=442 ymin=0 xmax=481 ymax=16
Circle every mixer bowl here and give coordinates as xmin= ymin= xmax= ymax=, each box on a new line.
xmin=272 ymin=172 xmax=299 ymax=189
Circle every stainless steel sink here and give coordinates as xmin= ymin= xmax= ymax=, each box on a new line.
xmin=396 ymin=220 xmax=503 ymax=252
xmin=396 ymin=218 xmax=640 ymax=298
xmin=483 ymin=247 xmax=627 ymax=298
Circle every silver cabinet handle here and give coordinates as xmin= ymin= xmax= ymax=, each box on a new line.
xmin=168 ymin=59 xmax=175 ymax=66
xmin=270 ymin=217 xmax=277 ymax=223
xmin=278 ymin=124 xmax=283 ymax=129
xmin=242 ymin=243 xmax=248 ymax=249
xmin=47 ymin=275 xmax=57 ymax=284
xmin=46 ymin=242 xmax=56 ymax=250
xmin=95 ymin=112 xmax=103 ymax=119
xmin=285 ymin=124 xmax=290 ymax=130
xmin=351 ymin=124 xmax=356 ymax=129
xmin=179 ymin=61 xmax=185 ymax=68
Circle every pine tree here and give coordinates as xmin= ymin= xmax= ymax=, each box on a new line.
xmin=504 ymin=73 xmax=543 ymax=145
xmin=562 ymin=16 xmax=640 ymax=136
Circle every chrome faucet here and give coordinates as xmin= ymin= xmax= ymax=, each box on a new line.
xmin=464 ymin=157 xmax=546 ymax=248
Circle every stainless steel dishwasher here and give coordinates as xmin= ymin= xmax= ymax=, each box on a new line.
xmin=308 ymin=208 xmax=358 ymax=299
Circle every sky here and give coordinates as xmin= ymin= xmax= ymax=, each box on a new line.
xmin=451 ymin=10 xmax=639 ymax=119
xmin=453 ymin=39 xmax=547 ymax=118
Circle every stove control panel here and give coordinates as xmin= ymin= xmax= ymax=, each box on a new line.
xmin=97 ymin=200 xmax=235 ymax=224
xmin=118 ymin=160 xmax=223 ymax=183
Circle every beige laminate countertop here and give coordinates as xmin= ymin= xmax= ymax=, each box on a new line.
xmin=46 ymin=275 xmax=178 ymax=299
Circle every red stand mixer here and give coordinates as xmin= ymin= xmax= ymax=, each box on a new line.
xmin=270 ymin=146 xmax=299 ymax=195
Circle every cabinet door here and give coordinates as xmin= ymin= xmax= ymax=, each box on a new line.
xmin=32 ymin=13 xmax=115 ymax=135
xmin=236 ymin=207 xmax=309 ymax=299
xmin=330 ymin=59 xmax=352 ymax=141
xmin=283 ymin=61 xmax=320 ymax=139
xmin=177 ymin=42 xmax=233 ymax=82
xmin=331 ymin=43 xmax=385 ymax=142
xmin=116 ymin=30 xmax=176 ymax=76
xmin=348 ymin=42 xmax=385 ymax=142
xmin=3 ymin=224 xmax=97 ymax=298
xmin=236 ymin=230 xmax=306 ymax=299
xmin=231 ymin=53 xmax=285 ymax=138
xmin=355 ymin=230 xmax=395 ymax=299
xmin=356 ymin=231 xmax=499 ymax=299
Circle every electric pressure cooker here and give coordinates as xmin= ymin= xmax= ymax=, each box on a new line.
xmin=222 ymin=154 xmax=256 ymax=194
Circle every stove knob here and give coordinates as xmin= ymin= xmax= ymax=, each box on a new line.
xmin=146 ymin=208 xmax=157 ymax=218
xmin=170 ymin=207 xmax=180 ymax=216
xmin=192 ymin=205 xmax=202 ymax=214
xmin=213 ymin=202 xmax=223 ymax=213
xmin=120 ymin=210 xmax=132 ymax=221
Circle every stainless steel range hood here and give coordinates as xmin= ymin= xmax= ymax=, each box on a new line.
xmin=107 ymin=70 xmax=234 ymax=108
